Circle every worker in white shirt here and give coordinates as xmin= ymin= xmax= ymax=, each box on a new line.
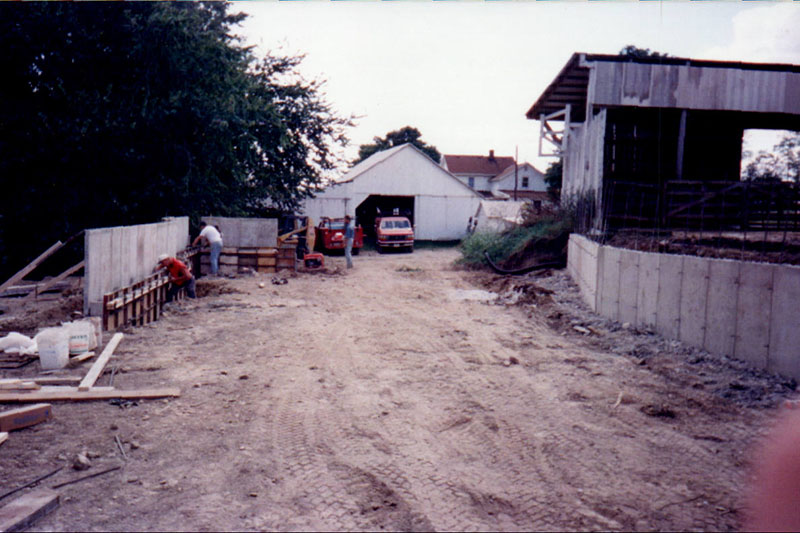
xmin=192 ymin=221 xmax=224 ymax=276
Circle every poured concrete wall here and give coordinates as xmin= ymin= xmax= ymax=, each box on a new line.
xmin=84 ymin=217 xmax=189 ymax=316
xmin=569 ymin=233 xmax=800 ymax=379
xmin=200 ymin=217 xmax=277 ymax=248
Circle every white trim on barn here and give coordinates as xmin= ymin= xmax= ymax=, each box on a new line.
xmin=300 ymin=144 xmax=482 ymax=240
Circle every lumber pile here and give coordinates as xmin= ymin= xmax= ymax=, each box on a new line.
xmin=0 ymin=333 xmax=180 ymax=404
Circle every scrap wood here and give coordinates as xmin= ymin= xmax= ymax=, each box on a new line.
xmin=68 ymin=351 xmax=95 ymax=367
xmin=0 ymin=488 xmax=59 ymax=533
xmin=78 ymin=333 xmax=123 ymax=391
xmin=24 ymin=260 xmax=85 ymax=301
xmin=30 ymin=376 xmax=82 ymax=386
xmin=0 ymin=467 xmax=62 ymax=504
xmin=0 ymin=432 xmax=6 ymax=447
xmin=0 ymin=380 xmax=40 ymax=391
xmin=51 ymin=465 xmax=122 ymax=490
xmin=0 ymin=403 xmax=52 ymax=432
xmin=0 ymin=387 xmax=180 ymax=403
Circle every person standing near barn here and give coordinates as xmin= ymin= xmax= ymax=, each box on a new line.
xmin=192 ymin=221 xmax=223 ymax=276
xmin=344 ymin=214 xmax=354 ymax=269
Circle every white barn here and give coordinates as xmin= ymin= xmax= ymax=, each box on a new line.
xmin=301 ymin=144 xmax=482 ymax=240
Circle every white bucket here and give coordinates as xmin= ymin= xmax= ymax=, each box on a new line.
xmin=66 ymin=321 xmax=92 ymax=355
xmin=36 ymin=327 xmax=69 ymax=370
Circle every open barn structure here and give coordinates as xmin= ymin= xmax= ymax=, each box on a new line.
xmin=528 ymin=53 xmax=800 ymax=236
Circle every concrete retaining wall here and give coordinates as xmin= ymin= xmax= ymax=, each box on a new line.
xmin=568 ymin=233 xmax=800 ymax=379
xmin=84 ymin=217 xmax=189 ymax=316
xmin=200 ymin=217 xmax=277 ymax=248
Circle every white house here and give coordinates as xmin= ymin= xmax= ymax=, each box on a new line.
xmin=300 ymin=144 xmax=482 ymax=240
xmin=473 ymin=200 xmax=526 ymax=233
xmin=489 ymin=162 xmax=550 ymax=206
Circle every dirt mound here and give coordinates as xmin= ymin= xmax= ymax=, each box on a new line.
xmin=195 ymin=278 xmax=244 ymax=297
xmin=0 ymin=292 xmax=83 ymax=336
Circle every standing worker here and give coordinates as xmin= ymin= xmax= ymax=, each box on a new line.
xmin=344 ymin=214 xmax=354 ymax=269
xmin=192 ymin=221 xmax=223 ymax=276
xmin=154 ymin=254 xmax=196 ymax=302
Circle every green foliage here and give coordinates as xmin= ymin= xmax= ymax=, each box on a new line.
xmin=618 ymin=45 xmax=669 ymax=59
xmin=544 ymin=159 xmax=563 ymax=202
xmin=458 ymin=213 xmax=572 ymax=268
xmin=353 ymin=126 xmax=440 ymax=165
xmin=743 ymin=132 xmax=800 ymax=183
xmin=0 ymin=2 xmax=351 ymax=277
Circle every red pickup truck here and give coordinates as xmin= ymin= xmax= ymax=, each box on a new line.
xmin=314 ymin=217 xmax=363 ymax=254
xmin=375 ymin=216 xmax=414 ymax=253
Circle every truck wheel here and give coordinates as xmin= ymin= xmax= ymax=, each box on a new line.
xmin=407 ymin=245 xmax=414 ymax=253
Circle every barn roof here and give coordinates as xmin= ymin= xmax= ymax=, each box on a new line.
xmin=527 ymin=52 xmax=800 ymax=122
xmin=490 ymin=162 xmax=544 ymax=183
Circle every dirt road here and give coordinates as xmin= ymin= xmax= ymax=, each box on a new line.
xmin=3 ymin=247 xmax=781 ymax=531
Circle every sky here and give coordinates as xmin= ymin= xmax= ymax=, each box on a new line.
xmin=233 ymin=1 xmax=800 ymax=174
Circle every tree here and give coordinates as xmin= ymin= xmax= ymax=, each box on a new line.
xmin=353 ymin=126 xmax=441 ymax=165
xmin=0 ymin=2 xmax=350 ymax=278
xmin=618 ymin=45 xmax=669 ymax=59
xmin=544 ymin=159 xmax=563 ymax=202
xmin=743 ymin=132 xmax=800 ymax=183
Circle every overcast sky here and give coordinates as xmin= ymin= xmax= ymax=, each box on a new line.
xmin=235 ymin=1 xmax=800 ymax=173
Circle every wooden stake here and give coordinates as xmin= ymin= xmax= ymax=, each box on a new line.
xmin=78 ymin=333 xmax=123 ymax=391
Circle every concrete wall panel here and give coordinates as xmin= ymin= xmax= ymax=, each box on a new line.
xmin=656 ymin=254 xmax=683 ymax=340
xmin=768 ymin=265 xmax=800 ymax=378
xmin=703 ymin=259 xmax=739 ymax=358
xmin=734 ymin=263 xmax=773 ymax=369
xmin=618 ymin=250 xmax=640 ymax=325
xmin=636 ymin=252 xmax=660 ymax=328
xmin=679 ymin=256 xmax=710 ymax=348
xmin=203 ymin=217 xmax=277 ymax=248
xmin=598 ymin=246 xmax=621 ymax=320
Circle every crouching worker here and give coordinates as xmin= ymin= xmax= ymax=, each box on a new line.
xmin=154 ymin=253 xmax=196 ymax=302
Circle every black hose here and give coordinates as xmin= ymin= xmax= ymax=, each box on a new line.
xmin=483 ymin=251 xmax=565 ymax=276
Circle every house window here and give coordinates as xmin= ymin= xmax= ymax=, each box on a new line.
xmin=468 ymin=177 xmax=475 ymax=188
xmin=522 ymin=176 xmax=529 ymax=188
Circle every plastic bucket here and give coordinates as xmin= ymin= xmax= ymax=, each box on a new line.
xmin=66 ymin=321 xmax=92 ymax=355
xmin=37 ymin=327 xmax=70 ymax=370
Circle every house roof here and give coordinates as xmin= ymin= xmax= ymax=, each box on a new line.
xmin=490 ymin=162 xmax=544 ymax=183
xmin=442 ymin=154 xmax=516 ymax=177
xmin=526 ymin=52 xmax=800 ymax=122
xmin=335 ymin=143 xmax=481 ymax=197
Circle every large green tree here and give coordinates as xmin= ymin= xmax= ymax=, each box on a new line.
xmin=353 ymin=126 xmax=440 ymax=165
xmin=743 ymin=132 xmax=800 ymax=183
xmin=0 ymin=2 xmax=350 ymax=277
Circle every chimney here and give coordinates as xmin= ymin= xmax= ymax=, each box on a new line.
xmin=488 ymin=150 xmax=495 ymax=162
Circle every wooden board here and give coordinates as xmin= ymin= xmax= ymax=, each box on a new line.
xmin=0 ymin=403 xmax=52 ymax=432
xmin=257 ymin=257 xmax=277 ymax=267
xmin=78 ymin=333 xmax=123 ymax=391
xmin=0 ymin=432 xmax=7 ymax=446
xmin=0 ymin=387 xmax=180 ymax=403
xmin=24 ymin=260 xmax=85 ymax=301
xmin=68 ymin=351 xmax=95 ymax=367
xmin=31 ymin=376 xmax=82 ymax=386
xmin=0 ymin=489 xmax=59 ymax=533
xmin=0 ymin=241 xmax=63 ymax=295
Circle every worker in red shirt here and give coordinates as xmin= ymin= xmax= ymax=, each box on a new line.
xmin=154 ymin=253 xmax=196 ymax=302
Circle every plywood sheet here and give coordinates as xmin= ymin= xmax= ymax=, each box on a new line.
xmin=734 ymin=262 xmax=773 ymax=369
xmin=704 ymin=259 xmax=739 ymax=358
xmin=679 ymin=256 xmax=710 ymax=347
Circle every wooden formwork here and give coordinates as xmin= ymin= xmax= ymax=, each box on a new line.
xmin=199 ymin=246 xmax=292 ymax=275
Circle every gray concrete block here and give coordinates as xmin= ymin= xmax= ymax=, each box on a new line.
xmin=636 ymin=252 xmax=659 ymax=328
xmin=704 ymin=259 xmax=739 ymax=358
xmin=734 ymin=262 xmax=773 ymax=369
xmin=679 ymin=256 xmax=710 ymax=348
xmin=598 ymin=246 xmax=621 ymax=320
xmin=655 ymin=254 xmax=683 ymax=340
xmin=618 ymin=249 xmax=640 ymax=325
xmin=768 ymin=265 xmax=800 ymax=378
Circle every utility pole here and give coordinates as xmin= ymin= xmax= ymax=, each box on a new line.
xmin=514 ymin=146 xmax=518 ymax=201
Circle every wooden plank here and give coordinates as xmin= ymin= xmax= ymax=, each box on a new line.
xmin=0 ymin=404 xmax=52 ymax=432
xmin=0 ymin=241 xmax=64 ymax=294
xmin=78 ymin=333 xmax=123 ymax=391
xmin=31 ymin=376 xmax=82 ymax=386
xmin=68 ymin=351 xmax=95 ymax=367
xmin=0 ymin=381 xmax=40 ymax=391
xmin=0 ymin=432 xmax=6 ymax=446
xmin=0 ymin=489 xmax=59 ymax=533
xmin=25 ymin=261 xmax=85 ymax=301
xmin=0 ymin=387 xmax=180 ymax=403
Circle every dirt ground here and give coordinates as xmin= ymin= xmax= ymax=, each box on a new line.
xmin=0 ymin=246 xmax=794 ymax=531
